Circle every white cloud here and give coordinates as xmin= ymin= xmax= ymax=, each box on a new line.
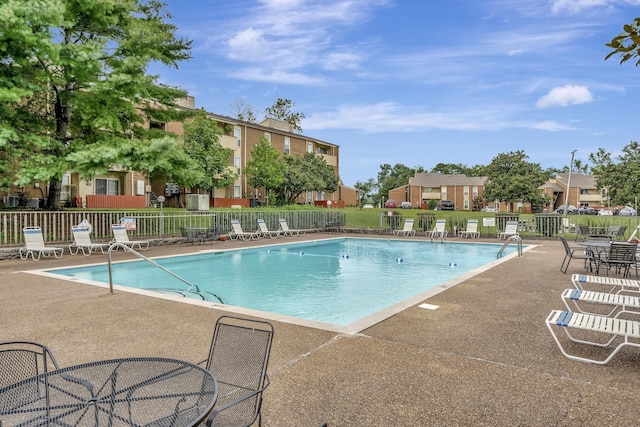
xmin=550 ymin=0 xmax=640 ymax=14
xmin=227 ymin=28 xmax=265 ymax=54
xmin=531 ymin=120 xmax=573 ymax=131
xmin=303 ymin=102 xmax=571 ymax=133
xmin=551 ymin=0 xmax=607 ymax=14
xmin=229 ymin=68 xmax=324 ymax=85
xmin=208 ymin=0 xmax=390 ymax=86
xmin=536 ymin=85 xmax=593 ymax=108
xmin=323 ymin=52 xmax=364 ymax=70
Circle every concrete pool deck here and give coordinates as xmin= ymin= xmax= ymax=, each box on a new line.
xmin=2 ymin=234 xmax=640 ymax=426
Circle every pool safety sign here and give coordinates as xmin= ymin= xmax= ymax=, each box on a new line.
xmin=483 ymin=217 xmax=496 ymax=227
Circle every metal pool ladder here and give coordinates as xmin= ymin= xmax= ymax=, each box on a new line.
xmin=107 ymin=243 xmax=224 ymax=304
xmin=497 ymin=235 xmax=523 ymax=259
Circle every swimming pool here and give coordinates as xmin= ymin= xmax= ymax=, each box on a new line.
xmin=38 ymin=238 xmax=527 ymax=333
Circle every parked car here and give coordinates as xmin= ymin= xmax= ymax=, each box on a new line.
xmin=437 ymin=200 xmax=454 ymax=210
xmin=554 ymin=204 xmax=578 ymax=214
xmin=618 ymin=206 xmax=637 ymax=216
xmin=400 ymin=201 xmax=412 ymax=209
xmin=481 ymin=206 xmax=497 ymax=212
xmin=384 ymin=199 xmax=397 ymax=208
xmin=598 ymin=208 xmax=613 ymax=216
xmin=362 ymin=203 xmax=374 ymax=209
xmin=577 ymin=206 xmax=598 ymax=215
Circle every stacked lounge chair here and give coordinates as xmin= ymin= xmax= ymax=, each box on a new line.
xmin=546 ymin=273 xmax=640 ymax=364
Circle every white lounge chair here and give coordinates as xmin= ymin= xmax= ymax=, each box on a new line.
xmin=278 ymin=218 xmax=307 ymax=236
xmin=69 ymin=225 xmax=109 ymax=256
xmin=458 ymin=219 xmax=479 ymax=239
xmin=110 ymin=224 xmax=150 ymax=250
xmin=393 ymin=218 xmax=416 ymax=237
xmin=571 ymin=274 xmax=640 ymax=294
xmin=19 ymin=226 xmax=64 ymax=261
xmin=257 ymin=219 xmax=283 ymax=238
xmin=426 ymin=219 xmax=447 ymax=242
xmin=498 ymin=221 xmax=519 ymax=239
xmin=561 ymin=288 xmax=640 ymax=318
xmin=546 ymin=309 xmax=640 ymax=364
xmin=229 ymin=220 xmax=260 ymax=240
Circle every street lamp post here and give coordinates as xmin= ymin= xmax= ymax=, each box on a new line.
xmin=564 ymin=150 xmax=577 ymax=217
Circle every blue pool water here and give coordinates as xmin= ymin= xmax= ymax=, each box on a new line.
xmin=48 ymin=238 xmax=520 ymax=328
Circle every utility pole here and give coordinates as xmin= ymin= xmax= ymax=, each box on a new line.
xmin=564 ymin=150 xmax=577 ymax=216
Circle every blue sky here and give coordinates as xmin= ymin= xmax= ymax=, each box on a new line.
xmin=151 ymin=0 xmax=640 ymax=187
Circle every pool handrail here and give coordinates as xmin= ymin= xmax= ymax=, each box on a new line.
xmin=107 ymin=243 xmax=224 ymax=304
xmin=497 ymin=235 xmax=523 ymax=259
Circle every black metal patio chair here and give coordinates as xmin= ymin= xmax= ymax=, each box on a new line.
xmin=0 ymin=341 xmax=60 ymax=389
xmin=613 ymin=225 xmax=628 ymax=241
xmin=200 ymin=316 xmax=274 ymax=427
xmin=0 ymin=341 xmax=60 ymax=411
xmin=596 ymin=241 xmax=638 ymax=278
xmin=560 ymin=236 xmax=594 ymax=273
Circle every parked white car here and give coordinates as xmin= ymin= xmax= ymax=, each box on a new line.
xmin=619 ymin=206 xmax=637 ymax=216
xmin=599 ymin=209 xmax=613 ymax=216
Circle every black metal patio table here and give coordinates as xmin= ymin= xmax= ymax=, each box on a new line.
xmin=0 ymin=357 xmax=217 ymax=426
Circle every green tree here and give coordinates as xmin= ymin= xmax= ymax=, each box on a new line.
xmin=244 ymin=136 xmax=285 ymax=204
xmin=606 ymin=18 xmax=640 ymax=65
xmin=430 ymin=163 xmax=488 ymax=176
xmin=354 ymin=178 xmax=377 ymax=207
xmin=483 ymin=151 xmax=549 ymax=212
xmin=589 ymin=142 xmax=640 ymax=207
xmin=0 ymin=0 xmax=193 ymax=209
xmin=264 ymin=98 xmax=305 ymax=133
xmin=376 ymin=163 xmax=420 ymax=205
xmin=183 ymin=110 xmax=236 ymax=194
xmin=273 ymin=153 xmax=339 ymax=205
xmin=552 ymin=159 xmax=590 ymax=175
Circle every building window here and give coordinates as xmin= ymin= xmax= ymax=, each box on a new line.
xmin=149 ymin=122 xmax=165 ymax=130
xmin=234 ymin=126 xmax=242 ymax=147
xmin=464 ymin=186 xmax=469 ymax=196
xmin=464 ymin=200 xmax=469 ymax=210
xmin=284 ymin=137 xmax=290 ymax=155
xmin=472 ymin=186 xmax=478 ymax=197
xmin=264 ymin=132 xmax=271 ymax=142
xmin=60 ymin=174 xmax=71 ymax=201
xmin=441 ymin=187 xmax=447 ymax=199
xmin=234 ymin=186 xmax=241 ymax=198
xmin=95 ymin=178 xmax=119 ymax=195
xmin=307 ymin=191 xmax=313 ymax=202
xmin=316 ymin=145 xmax=328 ymax=155
xmin=307 ymin=142 xmax=313 ymax=153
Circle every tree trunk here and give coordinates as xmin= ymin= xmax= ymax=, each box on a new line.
xmin=48 ymin=85 xmax=72 ymax=211
xmin=46 ymin=180 xmax=63 ymax=210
